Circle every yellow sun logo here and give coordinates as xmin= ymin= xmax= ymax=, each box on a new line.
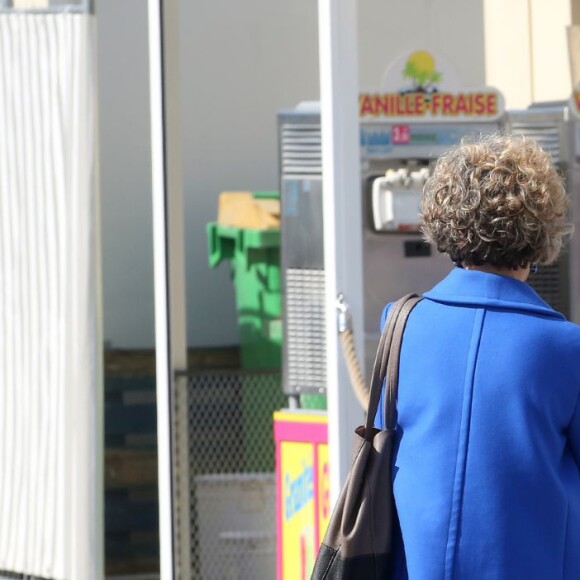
xmin=403 ymin=50 xmax=442 ymax=93
xmin=408 ymin=51 xmax=435 ymax=75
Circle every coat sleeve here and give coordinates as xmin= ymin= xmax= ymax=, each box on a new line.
xmin=569 ymin=391 xmax=580 ymax=468
xmin=566 ymin=328 xmax=580 ymax=468
xmin=373 ymin=303 xmax=392 ymax=430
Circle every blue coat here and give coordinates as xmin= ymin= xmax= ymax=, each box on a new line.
xmin=376 ymin=267 xmax=580 ymax=579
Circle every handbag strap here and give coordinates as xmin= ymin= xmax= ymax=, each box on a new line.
xmin=385 ymin=295 xmax=422 ymax=429
xmin=365 ymin=294 xmax=422 ymax=434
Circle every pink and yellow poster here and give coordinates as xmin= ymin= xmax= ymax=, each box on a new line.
xmin=274 ymin=411 xmax=329 ymax=580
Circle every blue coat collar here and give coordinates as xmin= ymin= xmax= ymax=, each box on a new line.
xmin=424 ymin=267 xmax=565 ymax=320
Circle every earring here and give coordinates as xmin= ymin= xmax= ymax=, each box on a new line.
xmin=530 ymin=264 xmax=539 ymax=274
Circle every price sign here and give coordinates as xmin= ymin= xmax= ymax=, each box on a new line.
xmin=392 ymin=124 xmax=411 ymax=144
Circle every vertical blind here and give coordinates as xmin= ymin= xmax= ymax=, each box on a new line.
xmin=0 ymin=13 xmax=100 ymax=579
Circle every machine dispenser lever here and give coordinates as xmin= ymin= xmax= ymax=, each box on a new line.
xmin=336 ymin=293 xmax=351 ymax=333
xmin=371 ymin=167 xmax=429 ymax=232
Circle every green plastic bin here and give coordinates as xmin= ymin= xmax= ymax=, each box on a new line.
xmin=207 ymin=223 xmax=282 ymax=369
xmin=207 ymin=193 xmax=286 ymax=469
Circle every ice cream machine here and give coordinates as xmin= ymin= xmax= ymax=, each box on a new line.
xmin=506 ymin=101 xmax=580 ymax=324
xmin=278 ymin=103 xmax=505 ymax=398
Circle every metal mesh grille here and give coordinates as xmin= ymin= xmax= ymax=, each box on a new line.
xmin=280 ymin=123 xmax=322 ymax=175
xmin=285 ymin=268 xmax=327 ymax=393
xmin=187 ymin=371 xmax=285 ymax=579
xmin=510 ymin=123 xmax=561 ymax=164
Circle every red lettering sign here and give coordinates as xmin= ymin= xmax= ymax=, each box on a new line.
xmin=358 ymin=91 xmax=502 ymax=119
xmin=359 ymin=94 xmax=374 ymax=116
xmin=442 ymin=94 xmax=454 ymax=114
xmin=486 ymin=93 xmax=497 ymax=115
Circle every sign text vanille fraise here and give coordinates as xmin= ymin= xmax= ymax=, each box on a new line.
xmin=359 ymin=91 xmax=499 ymax=119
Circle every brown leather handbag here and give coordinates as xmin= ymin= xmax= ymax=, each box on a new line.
xmin=311 ymin=294 xmax=421 ymax=579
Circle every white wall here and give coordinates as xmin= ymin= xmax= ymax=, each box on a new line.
xmin=358 ymin=0 xmax=486 ymax=88
xmin=97 ymin=0 xmax=155 ymax=348
xmin=484 ymin=0 xmax=572 ymax=108
xmin=530 ymin=0 xmax=571 ymax=103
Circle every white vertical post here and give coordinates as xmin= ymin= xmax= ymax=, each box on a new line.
xmin=318 ymin=0 xmax=366 ymax=502
xmin=148 ymin=0 xmax=189 ymax=578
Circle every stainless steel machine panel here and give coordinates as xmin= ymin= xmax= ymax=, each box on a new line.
xmin=507 ymin=104 xmax=578 ymax=321
xmin=285 ymin=267 xmax=326 ymax=394
xmin=361 ymin=171 xmax=452 ymax=375
xmin=279 ymin=109 xmax=327 ymax=395
xmin=281 ymin=177 xmax=326 ymax=395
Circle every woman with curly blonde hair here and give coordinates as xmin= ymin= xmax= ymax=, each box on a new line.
xmin=375 ymin=134 xmax=580 ymax=579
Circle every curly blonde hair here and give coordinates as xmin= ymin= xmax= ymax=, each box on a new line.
xmin=420 ymin=133 xmax=572 ymax=269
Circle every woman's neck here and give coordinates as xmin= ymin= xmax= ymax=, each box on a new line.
xmin=462 ymin=263 xmax=530 ymax=282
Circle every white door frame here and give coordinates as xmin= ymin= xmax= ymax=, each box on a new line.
xmin=318 ymin=0 xmax=366 ymax=502
xmin=148 ymin=0 xmax=189 ymax=578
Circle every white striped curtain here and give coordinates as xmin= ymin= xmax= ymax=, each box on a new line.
xmin=0 ymin=13 xmax=101 ymax=579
